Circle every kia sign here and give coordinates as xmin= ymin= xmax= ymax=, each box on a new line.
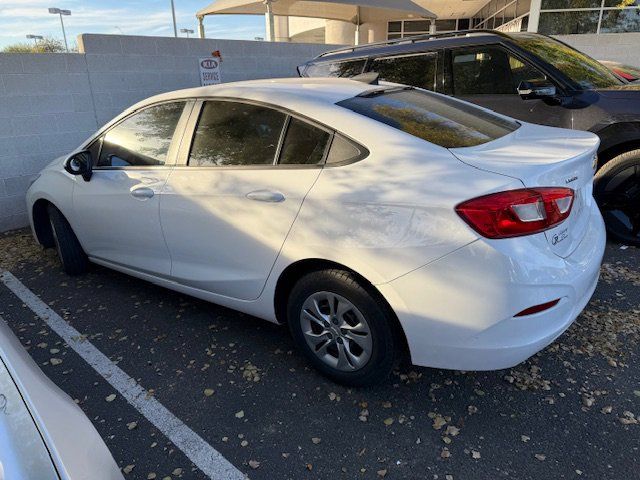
xmin=199 ymin=57 xmax=222 ymax=86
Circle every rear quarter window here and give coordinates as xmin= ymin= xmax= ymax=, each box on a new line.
xmin=337 ymin=89 xmax=519 ymax=148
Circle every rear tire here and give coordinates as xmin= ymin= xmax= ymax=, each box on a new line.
xmin=47 ymin=205 xmax=88 ymax=275
xmin=287 ymin=269 xmax=397 ymax=387
xmin=594 ymin=150 xmax=640 ymax=246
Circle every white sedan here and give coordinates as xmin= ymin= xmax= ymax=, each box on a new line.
xmin=27 ymin=78 xmax=606 ymax=386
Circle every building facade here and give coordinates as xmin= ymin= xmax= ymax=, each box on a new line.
xmin=274 ymin=0 xmax=640 ymax=45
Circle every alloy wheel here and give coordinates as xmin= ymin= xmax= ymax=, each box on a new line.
xmin=299 ymin=291 xmax=373 ymax=372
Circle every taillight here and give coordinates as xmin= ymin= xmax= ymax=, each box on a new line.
xmin=455 ymin=187 xmax=574 ymax=239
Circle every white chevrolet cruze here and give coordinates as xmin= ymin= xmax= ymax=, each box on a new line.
xmin=27 ymin=78 xmax=606 ymax=386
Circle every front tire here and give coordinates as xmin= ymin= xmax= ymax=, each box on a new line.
xmin=47 ymin=205 xmax=88 ymax=275
xmin=594 ymin=149 xmax=640 ymax=246
xmin=287 ymin=269 xmax=397 ymax=387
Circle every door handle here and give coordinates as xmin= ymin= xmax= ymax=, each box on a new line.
xmin=246 ymin=190 xmax=286 ymax=203
xmin=130 ymin=186 xmax=155 ymax=200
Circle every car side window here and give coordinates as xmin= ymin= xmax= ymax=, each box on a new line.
xmin=326 ymin=134 xmax=364 ymax=165
xmin=97 ymin=102 xmax=185 ymax=167
xmin=189 ymin=101 xmax=286 ymax=167
xmin=278 ymin=117 xmax=331 ymax=165
xmin=371 ymin=53 xmax=438 ymax=91
xmin=305 ymin=60 xmax=366 ymax=78
xmin=451 ymin=47 xmax=546 ymax=95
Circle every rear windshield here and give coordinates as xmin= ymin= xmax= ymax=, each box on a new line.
xmin=337 ymin=88 xmax=519 ymax=148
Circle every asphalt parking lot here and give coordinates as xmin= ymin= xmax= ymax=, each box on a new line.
xmin=0 ymin=229 xmax=639 ymax=480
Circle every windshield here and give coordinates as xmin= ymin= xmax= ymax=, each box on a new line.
xmin=510 ymin=33 xmax=622 ymax=90
xmin=337 ymin=88 xmax=519 ymax=148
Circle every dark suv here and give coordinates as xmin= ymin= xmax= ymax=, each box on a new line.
xmin=300 ymin=31 xmax=640 ymax=246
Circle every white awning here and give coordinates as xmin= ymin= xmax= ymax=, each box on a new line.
xmin=196 ymin=0 xmax=437 ymax=23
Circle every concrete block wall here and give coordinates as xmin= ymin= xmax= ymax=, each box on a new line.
xmin=79 ymin=34 xmax=336 ymax=125
xmin=0 ymin=34 xmax=337 ymax=232
xmin=0 ymin=53 xmax=98 ymax=232
xmin=557 ymin=33 xmax=640 ymax=66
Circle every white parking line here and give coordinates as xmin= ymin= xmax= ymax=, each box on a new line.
xmin=0 ymin=270 xmax=245 ymax=480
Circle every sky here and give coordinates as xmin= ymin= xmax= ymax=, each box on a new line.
xmin=0 ymin=0 xmax=266 ymax=49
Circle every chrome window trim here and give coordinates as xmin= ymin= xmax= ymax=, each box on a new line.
xmin=89 ymin=99 xmax=194 ymax=171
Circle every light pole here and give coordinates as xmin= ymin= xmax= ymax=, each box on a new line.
xmin=48 ymin=7 xmax=71 ymax=52
xmin=180 ymin=28 xmax=194 ymax=38
xmin=26 ymin=34 xmax=44 ymax=47
xmin=170 ymin=0 xmax=178 ymax=37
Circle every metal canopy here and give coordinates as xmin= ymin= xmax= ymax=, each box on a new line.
xmin=196 ymin=0 xmax=437 ymax=42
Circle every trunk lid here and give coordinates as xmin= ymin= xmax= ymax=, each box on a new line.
xmin=450 ymin=122 xmax=599 ymax=258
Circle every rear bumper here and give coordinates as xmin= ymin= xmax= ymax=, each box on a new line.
xmin=378 ymin=203 xmax=606 ymax=371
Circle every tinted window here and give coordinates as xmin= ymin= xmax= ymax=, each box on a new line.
xmin=451 ymin=47 xmax=546 ymax=95
xmin=326 ymin=135 xmax=363 ymax=164
xmin=510 ymin=33 xmax=622 ymax=89
xmin=189 ymin=101 xmax=286 ymax=167
xmin=97 ymin=102 xmax=185 ymax=167
xmin=337 ymin=89 xmax=519 ymax=148
xmin=279 ymin=118 xmax=331 ymax=165
xmin=305 ymin=60 xmax=366 ymax=78
xmin=372 ymin=53 xmax=437 ymax=91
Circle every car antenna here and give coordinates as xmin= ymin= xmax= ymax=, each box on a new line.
xmin=350 ymin=72 xmax=379 ymax=85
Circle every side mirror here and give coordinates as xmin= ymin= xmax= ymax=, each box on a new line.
xmin=64 ymin=150 xmax=93 ymax=182
xmin=517 ymin=80 xmax=557 ymax=100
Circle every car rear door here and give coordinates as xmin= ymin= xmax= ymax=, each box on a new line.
xmin=71 ymin=101 xmax=193 ymax=276
xmin=160 ymin=99 xmax=332 ymax=301
xmin=445 ymin=44 xmax=572 ymax=128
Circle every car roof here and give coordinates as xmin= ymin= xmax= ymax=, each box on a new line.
xmin=304 ymin=30 xmax=539 ymax=65
xmin=130 ymin=78 xmax=376 ymax=112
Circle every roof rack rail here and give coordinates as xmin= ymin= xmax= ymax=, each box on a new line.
xmin=316 ymin=29 xmax=508 ymax=59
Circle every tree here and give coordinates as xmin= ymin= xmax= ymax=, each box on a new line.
xmin=2 ymin=37 xmax=73 ymax=53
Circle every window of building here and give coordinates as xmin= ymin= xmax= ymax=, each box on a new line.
xmin=189 ymin=101 xmax=286 ymax=167
xmin=405 ymin=20 xmax=431 ymax=33
xmin=472 ymin=0 xmax=531 ymax=32
xmin=386 ymin=18 xmax=472 ymax=39
xmin=435 ymin=20 xmax=457 ymax=31
xmin=97 ymin=102 xmax=185 ymax=168
xmin=371 ymin=53 xmax=438 ymax=91
xmin=538 ymin=0 xmax=640 ymax=34
xmin=538 ymin=10 xmax=600 ymax=34
xmin=600 ymin=7 xmax=640 ymax=33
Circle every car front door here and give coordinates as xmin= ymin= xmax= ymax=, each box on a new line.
xmin=71 ymin=101 xmax=192 ymax=276
xmin=446 ymin=45 xmax=572 ymax=129
xmin=161 ymin=100 xmax=332 ymax=300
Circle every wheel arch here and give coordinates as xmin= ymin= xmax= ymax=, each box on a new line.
xmin=31 ymin=198 xmax=55 ymax=248
xmin=595 ymin=122 xmax=640 ymax=168
xmin=273 ymin=258 xmax=410 ymax=359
